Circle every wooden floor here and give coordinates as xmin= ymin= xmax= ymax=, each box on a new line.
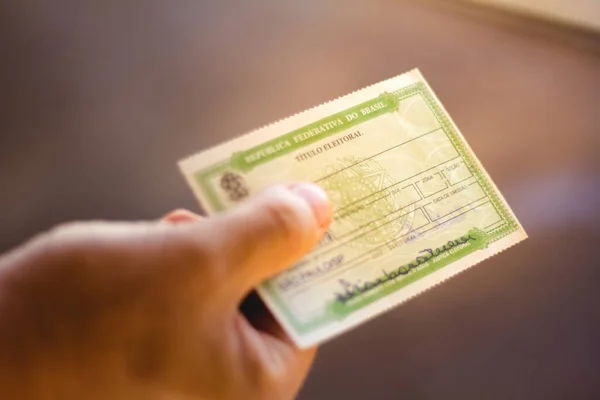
xmin=1 ymin=0 xmax=599 ymax=398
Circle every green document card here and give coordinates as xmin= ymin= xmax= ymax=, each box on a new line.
xmin=179 ymin=69 xmax=527 ymax=348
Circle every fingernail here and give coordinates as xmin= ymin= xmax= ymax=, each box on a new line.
xmin=289 ymin=183 xmax=332 ymax=228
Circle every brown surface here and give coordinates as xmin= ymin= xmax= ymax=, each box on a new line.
xmin=1 ymin=1 xmax=599 ymax=398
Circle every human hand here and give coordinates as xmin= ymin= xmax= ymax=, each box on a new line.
xmin=0 ymin=183 xmax=332 ymax=400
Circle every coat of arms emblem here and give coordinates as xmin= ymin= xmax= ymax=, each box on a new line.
xmin=220 ymin=172 xmax=249 ymax=202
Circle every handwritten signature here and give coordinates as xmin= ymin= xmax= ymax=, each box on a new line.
xmin=334 ymin=234 xmax=477 ymax=303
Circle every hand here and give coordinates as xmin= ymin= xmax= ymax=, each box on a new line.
xmin=0 ymin=183 xmax=332 ymax=400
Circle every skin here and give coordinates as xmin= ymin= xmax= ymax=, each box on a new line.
xmin=0 ymin=183 xmax=332 ymax=400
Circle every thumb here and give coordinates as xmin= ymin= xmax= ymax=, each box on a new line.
xmin=204 ymin=183 xmax=332 ymax=298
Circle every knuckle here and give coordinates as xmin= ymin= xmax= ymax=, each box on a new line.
xmin=41 ymin=222 xmax=88 ymax=253
xmin=42 ymin=222 xmax=110 ymax=258
xmin=46 ymin=221 xmax=85 ymax=240
xmin=13 ymin=222 xmax=92 ymax=273
xmin=170 ymin=230 xmax=213 ymax=267
xmin=170 ymin=228 xmax=223 ymax=285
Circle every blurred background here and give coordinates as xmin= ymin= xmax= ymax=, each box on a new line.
xmin=1 ymin=0 xmax=599 ymax=398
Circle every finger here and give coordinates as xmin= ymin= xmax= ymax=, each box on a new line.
xmin=239 ymin=291 xmax=317 ymax=374
xmin=161 ymin=209 xmax=203 ymax=224
xmin=203 ymin=183 xmax=332 ymax=297
xmin=280 ymin=342 xmax=317 ymax=400
xmin=234 ymin=311 xmax=318 ymax=399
